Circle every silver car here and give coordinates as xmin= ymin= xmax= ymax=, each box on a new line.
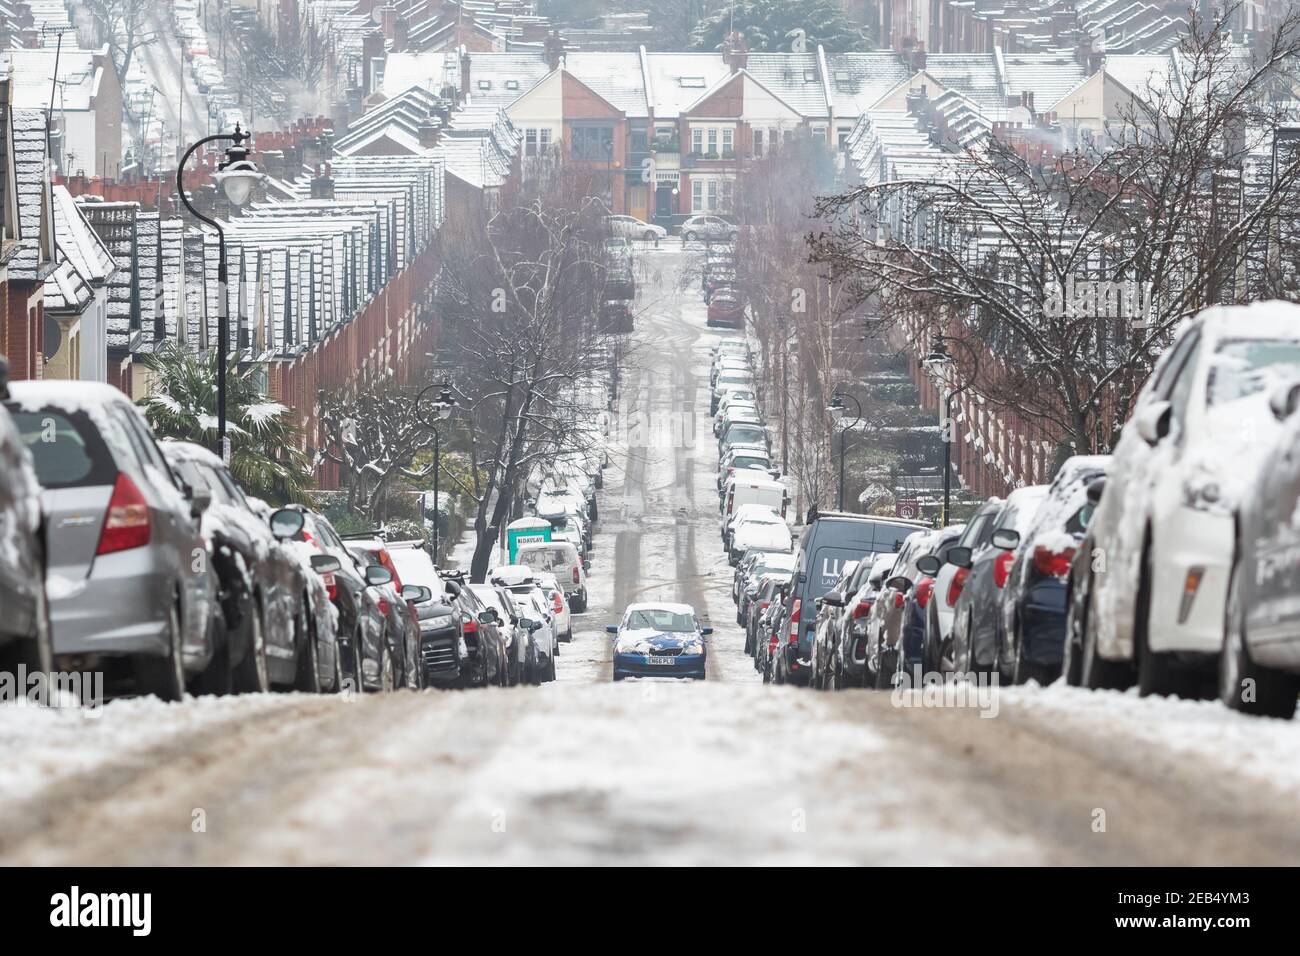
xmin=5 ymin=382 xmax=217 ymax=700
xmin=681 ymin=215 xmax=737 ymax=243
xmin=0 ymin=374 xmax=50 ymax=678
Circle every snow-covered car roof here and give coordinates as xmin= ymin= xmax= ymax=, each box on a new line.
xmin=489 ymin=564 xmax=535 ymax=586
xmin=624 ymin=601 xmax=698 ymax=615
xmin=158 ymin=439 xmax=224 ymax=469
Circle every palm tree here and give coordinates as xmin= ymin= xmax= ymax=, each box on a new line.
xmin=137 ymin=343 xmax=314 ymax=503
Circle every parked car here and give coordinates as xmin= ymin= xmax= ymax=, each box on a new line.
xmin=896 ymin=525 xmax=966 ymax=683
xmin=469 ymin=583 xmax=529 ymax=686
xmin=735 ymin=550 xmax=798 ymax=624
xmin=607 ymin=214 xmax=666 ymax=241
xmin=0 ymin=382 xmax=50 ymax=679
xmin=1070 ymin=303 xmax=1300 ymax=697
xmin=162 ymin=441 xmax=340 ymax=694
xmin=608 ymin=603 xmax=712 ymax=681
xmin=721 ymin=475 xmax=786 ymax=542
xmin=599 ymin=300 xmax=634 ymax=334
xmin=948 ymin=485 xmax=1050 ymax=675
xmin=825 ymin=553 xmax=897 ymax=688
xmin=711 ymin=370 xmax=755 ymax=414
xmin=707 ymin=290 xmax=746 ymax=329
xmin=728 ymin=506 xmax=792 ymax=564
xmin=1216 ymin=379 xmax=1300 ymax=717
xmin=445 ymin=573 xmax=511 ymax=687
xmin=776 ymin=511 xmax=928 ymax=686
xmin=922 ymin=500 xmax=1002 ymax=676
xmin=5 ymin=382 xmax=218 ymax=700
xmin=516 ymin=539 xmax=589 ymax=612
xmin=808 ymin=560 xmax=860 ymax=689
xmin=345 ymin=536 xmax=421 ymax=690
xmin=681 ymin=215 xmax=737 ymax=243
xmin=532 ymin=571 xmax=573 ymax=642
xmin=993 ymin=457 xmax=1110 ymax=685
xmin=286 ymin=507 xmax=391 ymax=693
xmin=746 ymin=573 xmax=792 ymax=659
xmin=490 ymin=565 xmax=557 ymax=682
xmin=863 ymin=530 xmax=935 ymax=688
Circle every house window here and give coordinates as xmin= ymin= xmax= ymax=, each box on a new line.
xmin=692 ymin=178 xmax=703 ymax=211
xmin=525 ymin=128 xmax=538 ymax=156
xmin=811 ymin=125 xmax=827 ymax=144
xmin=539 ymin=128 xmax=551 ymax=151
xmin=706 ymin=179 xmax=718 ymax=211
xmin=720 ymin=179 xmax=733 ymax=212
xmin=721 ymin=128 xmax=733 ymax=156
xmin=571 ymin=125 xmax=614 ymax=160
xmin=707 ymin=129 xmax=718 ymax=154
xmin=692 ymin=128 xmax=703 ymax=154
xmin=837 ymin=126 xmax=852 ymax=149
xmin=753 ymin=128 xmax=764 ymax=158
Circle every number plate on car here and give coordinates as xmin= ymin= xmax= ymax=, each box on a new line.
xmin=646 ymin=656 xmax=675 ymax=665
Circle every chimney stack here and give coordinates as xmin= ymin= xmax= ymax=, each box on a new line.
xmin=380 ymin=4 xmax=397 ymax=40
xmin=418 ymin=113 xmax=442 ymax=149
xmin=393 ymin=17 xmax=409 ymax=52
xmin=911 ymin=42 xmax=927 ymax=72
xmin=544 ymin=32 xmax=565 ymax=71
xmin=722 ymin=31 xmax=748 ymax=73
xmin=311 ymin=163 xmax=335 ymax=200
xmin=459 ymin=47 xmax=472 ymax=103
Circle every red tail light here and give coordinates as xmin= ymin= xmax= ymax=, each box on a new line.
xmin=552 ymin=592 xmax=564 ymax=614
xmin=572 ymin=566 xmax=581 ymax=584
xmin=994 ymin=551 xmax=1015 ymax=589
xmin=915 ymin=577 xmax=935 ymax=608
xmin=462 ymin=618 xmax=478 ymax=636
xmin=1033 ymin=544 xmax=1075 ymax=579
xmin=324 ymin=573 xmax=337 ymax=602
xmin=726 ymin=498 xmax=733 ymax=514
xmin=768 ymin=633 xmax=778 ymax=654
xmin=787 ymin=598 xmax=801 ymax=643
xmin=893 ymin=590 xmax=905 ymax=609
xmin=96 ymin=473 xmax=151 ymax=555
xmin=947 ymin=568 xmax=969 ymax=606
xmin=759 ymin=601 xmax=770 ymax=611
xmin=378 ymin=598 xmax=391 ymax=617
xmin=852 ymin=599 xmax=873 ymax=619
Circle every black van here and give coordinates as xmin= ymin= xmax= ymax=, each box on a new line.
xmin=775 ymin=511 xmax=930 ymax=686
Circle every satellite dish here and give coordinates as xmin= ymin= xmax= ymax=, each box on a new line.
xmin=43 ymin=315 xmax=63 ymax=362
xmin=371 ymin=4 xmax=385 ymax=24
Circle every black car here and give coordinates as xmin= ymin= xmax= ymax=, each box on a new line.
xmin=162 ymin=441 xmax=341 ymax=694
xmin=431 ymin=571 xmax=510 ymax=688
xmin=777 ymin=511 xmax=930 ymax=687
xmin=995 ymin=457 xmax=1110 ymax=685
xmin=0 ymin=383 xmax=50 ymax=680
xmin=899 ymin=525 xmax=966 ymax=682
xmin=289 ymin=507 xmax=392 ymax=692
xmin=949 ymin=486 xmax=1049 ymax=674
xmin=745 ymin=572 xmax=792 ymax=657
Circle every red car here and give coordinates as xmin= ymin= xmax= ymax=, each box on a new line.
xmin=707 ymin=291 xmax=746 ymax=329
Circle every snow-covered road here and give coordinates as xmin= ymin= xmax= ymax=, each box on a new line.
xmin=3 ymin=241 xmax=1300 ymax=865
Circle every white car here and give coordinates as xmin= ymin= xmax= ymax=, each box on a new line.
xmin=682 ymin=215 xmax=737 ymax=243
xmin=1079 ymin=302 xmax=1300 ymax=697
xmin=924 ymin=503 xmax=1001 ymax=672
xmin=516 ymin=539 xmax=589 ymax=612
xmin=607 ymin=214 xmax=666 ymax=241
xmin=533 ymin=572 xmax=573 ymax=642
xmin=729 ymin=506 xmax=792 ymax=563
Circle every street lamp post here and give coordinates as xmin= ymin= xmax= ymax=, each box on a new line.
xmin=826 ymin=390 xmax=863 ymax=512
xmin=922 ymin=335 xmax=970 ymax=526
xmin=176 ymin=124 xmax=263 ymax=462
xmin=416 ymin=381 xmax=458 ymax=563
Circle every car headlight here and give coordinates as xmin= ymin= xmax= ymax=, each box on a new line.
xmin=683 ymin=640 xmax=704 ymax=654
xmin=1181 ymin=469 xmax=1232 ymax=513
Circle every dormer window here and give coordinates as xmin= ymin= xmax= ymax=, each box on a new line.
xmin=803 ymin=70 xmax=817 ymax=83
xmin=477 ymin=80 xmax=492 ymax=90
xmin=505 ymin=79 xmax=519 ymax=90
xmin=679 ymin=76 xmax=705 ymax=88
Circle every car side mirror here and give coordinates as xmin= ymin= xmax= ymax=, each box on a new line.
xmin=1269 ymin=381 xmax=1300 ymax=421
xmin=991 ymin=528 xmax=1020 ymax=551
xmin=364 ymin=565 xmax=393 ymax=587
xmin=822 ymin=591 xmax=845 ymax=607
xmin=947 ymin=546 xmax=973 ymax=569
xmin=444 ymin=580 xmax=462 ymax=599
xmin=916 ymin=555 xmax=942 ymax=575
xmin=310 ymin=554 xmax=341 ymax=575
xmin=886 ymin=575 xmax=912 ymax=592
xmin=1134 ymin=399 xmax=1172 ymax=445
xmin=189 ymin=485 xmax=212 ymax=518
xmin=606 ymin=624 xmax=619 ymax=634
xmin=268 ymin=508 xmax=305 ymax=540
xmin=583 ymin=559 xmax=591 ymax=572
xmin=477 ymin=609 xmax=498 ymax=626
xmin=701 ymin=626 xmax=714 ymax=635
xmin=401 ymin=584 xmax=432 ymax=603
xmin=1085 ymin=477 xmax=1107 ymax=504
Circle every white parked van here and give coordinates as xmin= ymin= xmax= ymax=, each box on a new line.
xmin=516 ymin=539 xmax=589 ymax=612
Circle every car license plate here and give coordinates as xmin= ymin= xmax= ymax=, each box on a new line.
xmin=647 ymin=656 xmax=675 ymax=665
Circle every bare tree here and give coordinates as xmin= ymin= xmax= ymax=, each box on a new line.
xmin=83 ymin=0 xmax=155 ymax=86
xmin=810 ymin=5 xmax=1300 ymax=463
xmin=433 ymin=194 xmax=614 ymax=581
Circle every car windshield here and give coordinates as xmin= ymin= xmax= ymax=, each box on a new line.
xmin=731 ymin=456 xmax=769 ymax=470
xmin=726 ymin=426 xmax=765 ymax=442
xmin=1206 ymin=339 xmax=1300 ymax=406
xmin=519 ymin=546 xmax=572 ymax=572
xmin=626 ymin=609 xmax=696 ymax=632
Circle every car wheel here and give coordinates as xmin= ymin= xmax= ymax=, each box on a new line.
xmin=378 ymin=643 xmax=395 ymax=692
xmin=1063 ymin=573 xmax=1086 ymax=687
xmin=612 ymin=671 xmax=624 ymax=681
xmin=643 ymin=230 xmax=656 ymax=241
xmin=192 ymin=613 xmax=232 ymax=696
xmin=1134 ymin=542 xmax=1205 ymax=699
xmin=546 ymin=653 xmax=557 ymax=682
xmin=1220 ymin=561 xmax=1299 ymax=718
xmin=232 ymin=598 xmax=270 ymax=694
xmin=874 ymin=633 xmax=897 ymax=691
xmin=744 ymin=627 xmax=754 ymax=657
xmin=135 ymin=599 xmax=186 ymax=702
xmin=684 ymin=231 xmax=696 ymax=242
xmin=293 ymin=607 xmax=321 ymax=693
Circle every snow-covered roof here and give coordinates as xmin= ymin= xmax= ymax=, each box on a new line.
xmin=8 ymin=108 xmax=52 ymax=282
xmin=643 ymin=52 xmax=731 ymax=119
xmin=0 ymin=47 xmax=103 ymax=112
xmin=744 ymin=52 xmax=828 ymax=118
xmin=826 ymin=52 xmax=914 ymax=118
xmin=564 ymin=52 xmax=648 ymax=118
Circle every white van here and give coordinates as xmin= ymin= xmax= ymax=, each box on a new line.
xmin=516 ymin=540 xmax=589 ymax=612
xmin=722 ymin=474 xmax=788 ymax=544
